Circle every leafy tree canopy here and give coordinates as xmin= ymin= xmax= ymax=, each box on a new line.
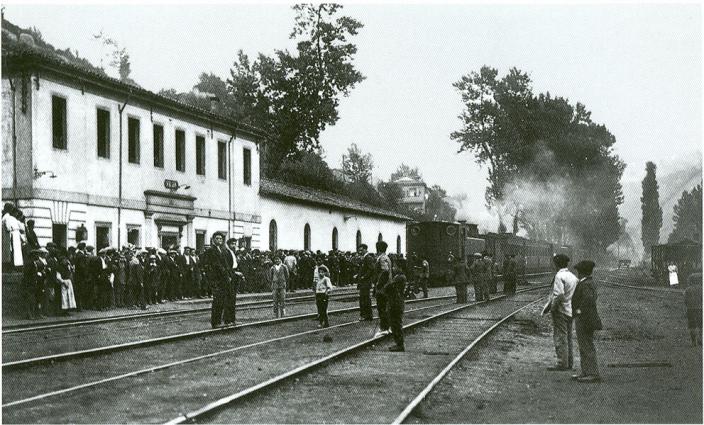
xmin=641 ymin=161 xmax=663 ymax=256
xmin=390 ymin=163 xmax=422 ymax=182
xmin=668 ymin=184 xmax=702 ymax=244
xmin=341 ymin=143 xmax=374 ymax=184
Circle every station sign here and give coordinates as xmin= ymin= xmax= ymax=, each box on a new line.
xmin=164 ymin=179 xmax=179 ymax=190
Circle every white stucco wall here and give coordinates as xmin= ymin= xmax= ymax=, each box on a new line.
xmin=259 ymin=197 xmax=407 ymax=253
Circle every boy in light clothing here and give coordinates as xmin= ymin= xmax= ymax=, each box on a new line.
xmin=315 ymin=267 xmax=333 ymax=328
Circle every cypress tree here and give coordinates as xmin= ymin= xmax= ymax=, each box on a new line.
xmin=641 ymin=162 xmax=663 ymax=260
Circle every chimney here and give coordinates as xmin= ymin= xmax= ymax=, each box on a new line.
xmin=209 ymin=96 xmax=220 ymax=113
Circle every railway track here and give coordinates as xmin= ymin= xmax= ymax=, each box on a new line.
xmin=163 ymin=286 xmax=549 ymax=424
xmin=2 ymin=287 xmax=361 ymax=334
xmin=2 ymin=291 xmax=457 ymax=368
xmin=2 ymin=296 xmax=467 ymax=422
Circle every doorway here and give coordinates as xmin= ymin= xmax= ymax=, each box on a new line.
xmin=52 ymin=223 xmax=67 ymax=248
xmin=160 ymin=232 xmax=179 ymax=250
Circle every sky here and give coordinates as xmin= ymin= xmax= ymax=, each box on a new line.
xmin=3 ymin=2 xmax=702 ymax=231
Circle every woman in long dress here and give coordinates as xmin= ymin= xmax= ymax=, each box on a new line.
xmin=56 ymin=251 xmax=77 ymax=314
xmin=2 ymin=204 xmax=24 ymax=267
xmin=668 ymin=262 xmax=679 ymax=287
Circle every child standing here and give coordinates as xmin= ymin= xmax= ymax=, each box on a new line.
xmin=315 ymin=267 xmax=333 ymax=328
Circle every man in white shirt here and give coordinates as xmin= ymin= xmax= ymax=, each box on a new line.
xmin=547 ymin=254 xmax=578 ymax=371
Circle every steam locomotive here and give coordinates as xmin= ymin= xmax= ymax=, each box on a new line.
xmin=406 ymin=221 xmax=577 ymax=284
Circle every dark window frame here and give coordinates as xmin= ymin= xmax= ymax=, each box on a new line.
xmin=196 ymin=135 xmax=206 ymax=176
xmin=127 ymin=117 xmax=140 ymax=164
xmin=217 ymin=140 xmax=227 ymax=180
xmin=52 ymin=95 xmax=67 ymax=150
xmin=243 ymin=147 xmax=252 ymax=186
xmin=96 ymin=107 xmax=110 ymax=159
xmin=175 ymin=129 xmax=186 ymax=172
xmin=153 ymin=124 xmax=164 ymax=168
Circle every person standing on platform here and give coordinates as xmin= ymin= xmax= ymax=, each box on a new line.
xmin=283 ymin=250 xmax=298 ymax=292
xmin=684 ymin=272 xmax=702 ymax=347
xmin=544 ymin=254 xmax=578 ymax=371
xmin=129 ymin=250 xmax=147 ymax=310
xmin=315 ymin=265 xmax=333 ymax=328
xmin=386 ymin=267 xmax=407 ymax=352
xmin=144 ymin=253 xmax=160 ymax=305
xmin=503 ymin=254 xmax=518 ymax=294
xmin=224 ymin=238 xmax=242 ymax=324
xmin=449 ymin=255 xmax=468 ymax=303
xmin=572 ymin=260 xmax=602 ymax=382
xmin=204 ymin=233 xmax=234 ymax=328
xmin=270 ymin=255 xmax=289 ymax=318
xmin=668 ymin=262 xmax=680 ymax=287
xmin=373 ymin=240 xmax=392 ymax=338
xmin=469 ymin=253 xmax=485 ymax=301
xmin=356 ymin=244 xmax=375 ymax=321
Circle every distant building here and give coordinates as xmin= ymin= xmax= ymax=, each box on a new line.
xmin=393 ymin=177 xmax=427 ymax=214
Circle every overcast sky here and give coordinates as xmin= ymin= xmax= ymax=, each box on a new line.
xmin=4 ymin=2 xmax=702 ymax=229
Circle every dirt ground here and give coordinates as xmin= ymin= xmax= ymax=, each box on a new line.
xmin=410 ymin=283 xmax=702 ymax=424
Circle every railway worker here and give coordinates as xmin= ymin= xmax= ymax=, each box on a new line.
xmin=354 ymin=244 xmax=375 ymax=321
xmin=545 ymin=254 xmax=577 ymax=371
xmin=270 ymin=255 xmax=289 ymax=318
xmin=469 ymin=253 xmax=487 ymax=301
xmin=204 ymin=232 xmax=235 ymax=328
xmin=503 ymin=254 xmax=518 ymax=294
xmin=373 ymin=240 xmax=393 ymax=338
xmin=419 ymin=256 xmax=430 ymax=298
xmin=572 ymin=260 xmax=602 ymax=382
xmin=386 ymin=272 xmax=407 ymax=352
xmin=684 ymin=272 xmax=702 ymax=347
xmin=449 ymin=255 xmax=469 ymax=303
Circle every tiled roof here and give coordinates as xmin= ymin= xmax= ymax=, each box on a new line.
xmin=260 ymin=178 xmax=410 ymax=222
xmin=1 ymin=32 xmax=266 ymax=141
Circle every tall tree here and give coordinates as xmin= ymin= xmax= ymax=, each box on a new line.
xmin=376 ymin=181 xmax=404 ymax=208
xmin=423 ymin=185 xmax=457 ymax=222
xmin=668 ymin=184 xmax=703 ymax=244
xmin=451 ymin=66 xmax=624 ymax=255
xmin=341 ymin=143 xmax=373 ymax=183
xmin=227 ymin=3 xmax=365 ymax=173
xmin=640 ymin=162 xmax=663 ymax=259
xmin=390 ymin=163 xmax=422 ymax=182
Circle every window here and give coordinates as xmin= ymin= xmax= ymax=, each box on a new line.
xmin=52 ymin=95 xmax=67 ymax=149
xmin=397 ymin=235 xmax=401 ymax=254
xmin=243 ymin=147 xmax=251 ymax=186
xmin=332 ymin=227 xmax=338 ymax=251
xmin=356 ymin=230 xmax=362 ymax=248
xmin=153 ymin=124 xmax=164 ymax=168
xmin=128 ymin=117 xmax=140 ymax=164
xmin=196 ymin=135 xmax=206 ymax=176
xmin=378 ymin=233 xmax=383 ymax=242
xmin=269 ymin=220 xmax=278 ymax=252
xmin=175 ymin=130 xmax=186 ymax=172
xmin=304 ymin=223 xmax=311 ymax=251
xmin=97 ymin=108 xmax=110 ymax=158
xmin=127 ymin=226 xmax=141 ymax=247
xmin=96 ymin=223 xmax=111 ymax=252
xmin=52 ymin=224 xmax=67 ymax=248
xmin=196 ymin=231 xmax=206 ymax=253
xmin=218 ymin=140 xmax=227 ymax=180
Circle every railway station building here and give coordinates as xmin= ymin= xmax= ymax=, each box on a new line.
xmin=1 ymin=35 xmax=407 ymax=256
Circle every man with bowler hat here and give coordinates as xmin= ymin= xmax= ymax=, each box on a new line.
xmin=572 ymin=260 xmax=602 ymax=382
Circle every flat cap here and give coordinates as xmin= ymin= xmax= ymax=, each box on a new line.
xmin=574 ymin=260 xmax=595 ymax=275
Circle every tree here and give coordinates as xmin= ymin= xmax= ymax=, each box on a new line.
xmin=390 ymin=163 xmax=422 ymax=182
xmin=423 ymin=185 xmax=457 ymax=222
xmin=640 ymin=162 xmax=663 ymax=259
xmin=227 ymin=4 xmax=365 ymax=174
xmin=376 ymin=180 xmax=404 ymax=208
xmin=276 ymin=150 xmax=343 ymax=193
xmin=341 ymin=143 xmax=373 ymax=183
xmin=668 ymin=184 xmax=703 ymax=244
xmin=93 ymin=31 xmax=135 ymax=84
xmin=451 ymin=66 xmax=624 ymax=255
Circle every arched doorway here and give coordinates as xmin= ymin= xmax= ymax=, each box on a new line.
xmin=332 ymin=227 xmax=338 ymax=251
xmin=378 ymin=232 xmax=383 ymax=242
xmin=269 ymin=219 xmax=278 ymax=251
xmin=397 ymin=235 xmax=401 ymax=254
xmin=304 ymin=223 xmax=311 ymax=251
xmin=356 ymin=230 xmax=362 ymax=248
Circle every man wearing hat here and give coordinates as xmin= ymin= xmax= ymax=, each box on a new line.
xmin=204 ymin=232 xmax=235 ymax=327
xmin=25 ymin=247 xmax=49 ymax=318
xmin=373 ymin=240 xmax=392 ymax=338
xmin=469 ymin=253 xmax=486 ymax=301
xmin=572 ymin=260 xmax=602 ymax=382
xmin=546 ymin=254 xmax=578 ymax=371
xmin=386 ymin=273 xmax=407 ymax=352
xmin=503 ymin=254 xmax=518 ymax=294
xmin=355 ymin=244 xmax=375 ymax=321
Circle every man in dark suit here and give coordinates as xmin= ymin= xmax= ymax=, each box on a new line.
xmin=204 ymin=233 xmax=234 ymax=328
xmin=356 ymin=244 xmax=375 ymax=321
xmin=572 ymin=260 xmax=602 ymax=383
